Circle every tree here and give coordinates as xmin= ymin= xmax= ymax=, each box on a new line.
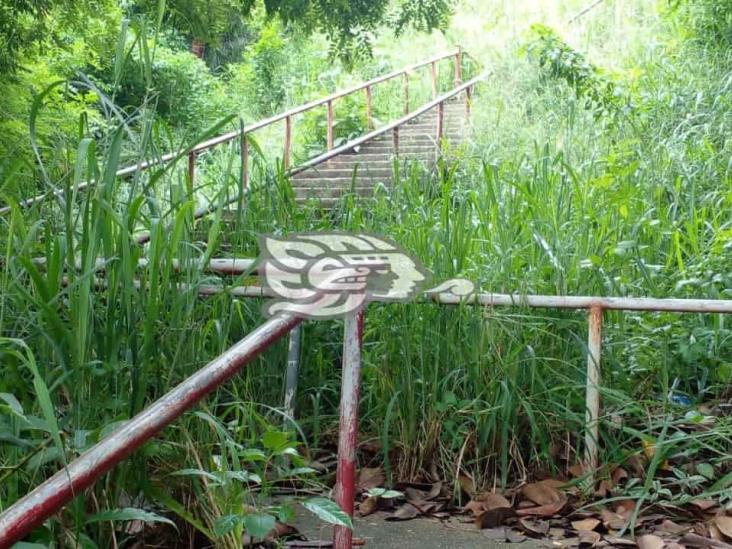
xmin=0 ymin=0 xmax=114 ymax=73
xmin=136 ymin=0 xmax=454 ymax=64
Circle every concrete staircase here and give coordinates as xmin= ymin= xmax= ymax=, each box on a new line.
xmin=290 ymin=97 xmax=469 ymax=207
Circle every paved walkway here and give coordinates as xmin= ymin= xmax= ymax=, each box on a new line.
xmin=293 ymin=509 xmax=555 ymax=548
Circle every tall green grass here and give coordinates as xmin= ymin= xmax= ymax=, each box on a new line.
xmin=1 ymin=1 xmax=731 ymax=545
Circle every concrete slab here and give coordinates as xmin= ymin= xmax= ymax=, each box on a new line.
xmin=292 ymin=509 xmax=555 ymax=548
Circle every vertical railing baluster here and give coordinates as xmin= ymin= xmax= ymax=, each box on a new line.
xmin=187 ymin=151 xmax=196 ymax=194
xmin=333 ymin=306 xmax=365 ymax=549
xmin=454 ymin=45 xmax=463 ymax=87
xmin=365 ymin=85 xmax=373 ymax=130
xmin=327 ymin=100 xmax=335 ymax=151
xmin=392 ymin=126 xmax=400 ymax=156
xmin=465 ymin=84 xmax=472 ymax=120
xmin=284 ymin=115 xmax=292 ymax=170
xmin=436 ymin=101 xmax=444 ymax=155
xmin=585 ymin=306 xmax=603 ymax=482
xmin=403 ymin=72 xmax=410 ymax=115
xmin=240 ymin=132 xmax=249 ymax=198
xmin=284 ymin=326 xmax=302 ymax=421
xmin=431 ymin=61 xmax=438 ymax=99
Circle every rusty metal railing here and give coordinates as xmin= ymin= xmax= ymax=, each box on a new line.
xmin=1 ymin=48 xmax=480 ymax=216
xmin=3 ymin=263 xmax=732 ymax=548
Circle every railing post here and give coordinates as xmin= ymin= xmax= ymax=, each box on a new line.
xmin=585 ymin=306 xmax=603 ymax=481
xmin=187 ymin=151 xmax=196 ymax=194
xmin=333 ymin=306 xmax=365 ymax=549
xmin=327 ymin=100 xmax=335 ymax=151
xmin=365 ymin=85 xmax=373 ymax=130
xmin=436 ymin=100 xmax=444 ymax=154
xmin=284 ymin=115 xmax=292 ymax=170
xmin=392 ymin=126 xmax=400 ymax=156
xmin=284 ymin=326 xmax=302 ymax=420
xmin=241 ymin=133 xmax=249 ymax=197
xmin=403 ymin=72 xmax=410 ymax=115
xmin=431 ymin=61 xmax=438 ymax=99
xmin=454 ymin=45 xmax=463 ymax=87
xmin=465 ymin=84 xmax=472 ymax=120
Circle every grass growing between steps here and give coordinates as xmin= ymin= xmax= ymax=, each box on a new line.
xmin=1 ymin=2 xmax=731 ymax=546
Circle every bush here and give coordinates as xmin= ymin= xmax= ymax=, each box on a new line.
xmin=671 ymin=0 xmax=732 ymax=48
xmin=113 ymin=41 xmax=234 ymax=130
xmin=526 ymin=24 xmax=630 ymax=120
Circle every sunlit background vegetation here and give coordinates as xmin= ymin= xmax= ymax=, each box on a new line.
xmin=0 ymin=0 xmax=730 ymax=545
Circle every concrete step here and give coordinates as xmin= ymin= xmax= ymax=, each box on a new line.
xmin=292 ymin=177 xmax=391 ymax=194
xmin=294 ymin=186 xmax=381 ymax=200
xmin=293 ymin=168 xmax=393 ymax=180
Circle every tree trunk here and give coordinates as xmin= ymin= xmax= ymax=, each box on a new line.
xmin=191 ymin=39 xmax=205 ymax=59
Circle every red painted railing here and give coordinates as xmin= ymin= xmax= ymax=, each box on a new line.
xmin=3 ymin=270 xmax=732 ymax=547
xmin=1 ymin=48 xmax=481 ymax=216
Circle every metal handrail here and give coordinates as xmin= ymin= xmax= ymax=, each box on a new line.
xmin=133 ymin=71 xmax=486 ymax=245
xmin=0 ymin=311 xmax=303 ymax=547
xmin=3 ymin=272 xmax=732 ymax=546
xmin=290 ymin=73 xmax=486 ymax=175
xmin=1 ymin=48 xmax=470 ymax=215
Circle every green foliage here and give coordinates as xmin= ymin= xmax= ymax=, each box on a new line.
xmin=111 ymin=39 xmax=234 ymax=129
xmin=297 ymin=94 xmax=367 ymax=159
xmin=240 ymin=20 xmax=287 ymax=116
xmin=669 ymin=0 xmax=732 ymax=48
xmin=0 ymin=0 xmax=119 ymax=73
xmin=526 ymin=24 xmax=630 ymax=120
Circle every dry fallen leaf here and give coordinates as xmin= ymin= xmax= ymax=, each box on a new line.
xmin=385 ymin=502 xmax=419 ymax=521
xmin=465 ymin=500 xmax=487 ymax=516
xmin=356 ymin=467 xmax=384 ymax=492
xmin=711 ymin=523 xmax=726 ymax=542
xmin=358 ymin=496 xmax=379 ymax=517
xmin=578 ymin=529 xmax=602 ymax=547
xmin=549 ymin=527 xmax=567 ymax=538
xmin=636 ymin=534 xmax=665 ymax=549
xmin=518 ymin=518 xmax=550 ymax=537
xmin=601 ymin=508 xmax=628 ymax=530
xmin=612 ymin=467 xmax=629 ymax=486
xmin=572 ymin=518 xmax=601 ymax=532
xmin=458 ymin=472 xmax=476 ymax=498
xmin=616 ymin=499 xmax=637 ymax=519
xmin=522 ymin=482 xmax=563 ymax=506
xmin=477 ymin=492 xmax=513 ymax=508
xmin=595 ymin=479 xmax=612 ymax=498
xmin=515 ymin=494 xmax=568 ymax=518
xmin=679 ymin=532 xmax=732 ymax=548
xmin=569 ymin=464 xmax=587 ymax=478
xmin=714 ymin=516 xmax=732 ymax=540
xmin=626 ymin=455 xmax=646 ymax=477
xmin=691 ymin=499 xmax=719 ymax=512
xmin=655 ymin=519 xmax=689 ymax=535
xmin=604 ymin=536 xmax=636 ymax=546
xmin=475 ymin=507 xmax=517 ymax=529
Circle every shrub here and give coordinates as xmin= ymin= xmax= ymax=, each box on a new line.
xmin=526 ymin=24 xmax=630 ymax=120
xmin=113 ymin=41 xmax=234 ymax=130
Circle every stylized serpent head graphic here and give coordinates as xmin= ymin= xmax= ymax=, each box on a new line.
xmin=258 ymin=233 xmax=431 ymax=318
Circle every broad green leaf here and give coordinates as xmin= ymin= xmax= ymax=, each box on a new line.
xmin=213 ymin=514 xmax=241 ymax=537
xmin=85 ymin=507 xmax=175 ymax=528
xmin=302 ymin=498 xmax=353 ymax=529
xmin=241 ymin=448 xmax=267 ymax=461
xmin=0 ymin=392 xmax=24 ymax=415
xmin=243 ymin=512 xmax=276 ymax=539
xmin=696 ymin=463 xmax=715 ymax=480
xmin=262 ymin=430 xmax=290 ymax=453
